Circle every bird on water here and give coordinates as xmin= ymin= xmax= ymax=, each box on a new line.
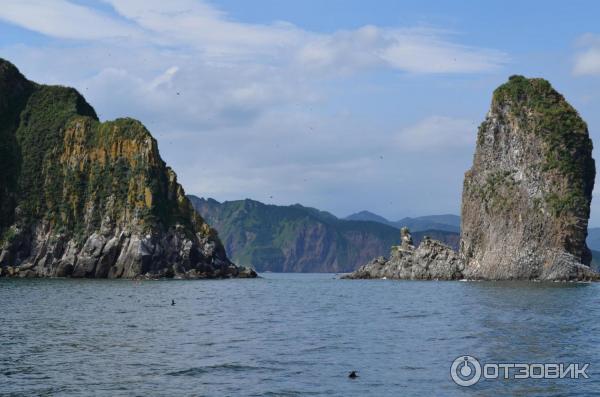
xmin=348 ymin=371 xmax=358 ymax=379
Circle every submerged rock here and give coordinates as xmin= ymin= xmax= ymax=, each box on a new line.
xmin=0 ymin=58 xmax=255 ymax=279
xmin=461 ymin=76 xmax=596 ymax=280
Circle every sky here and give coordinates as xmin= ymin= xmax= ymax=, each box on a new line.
xmin=2 ymin=1 xmax=600 ymax=224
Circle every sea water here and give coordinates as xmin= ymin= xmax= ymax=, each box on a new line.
xmin=2 ymin=273 xmax=600 ymax=396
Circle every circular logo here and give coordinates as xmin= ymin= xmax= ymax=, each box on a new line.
xmin=450 ymin=355 xmax=482 ymax=387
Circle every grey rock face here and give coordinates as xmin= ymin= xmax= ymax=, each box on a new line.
xmin=0 ymin=58 xmax=256 ymax=280
xmin=400 ymin=227 xmax=415 ymax=251
xmin=344 ymin=231 xmax=463 ymax=280
xmin=346 ymin=76 xmax=599 ymax=282
xmin=460 ymin=76 xmax=597 ymax=280
xmin=0 ymin=221 xmax=257 ymax=280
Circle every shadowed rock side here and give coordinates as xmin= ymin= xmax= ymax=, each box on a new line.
xmin=461 ymin=76 xmax=596 ymax=280
xmin=346 ymin=76 xmax=598 ymax=281
xmin=0 ymin=58 xmax=255 ymax=279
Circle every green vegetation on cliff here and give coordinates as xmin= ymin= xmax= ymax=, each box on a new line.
xmin=491 ymin=75 xmax=595 ymax=216
xmin=462 ymin=75 xmax=596 ymax=279
xmin=0 ymin=60 xmax=34 ymax=232
xmin=189 ymin=196 xmax=459 ymax=272
xmin=16 ymin=86 xmax=97 ymax=226
xmin=0 ymin=58 xmax=218 ymax=256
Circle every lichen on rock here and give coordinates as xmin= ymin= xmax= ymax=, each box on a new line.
xmin=461 ymin=75 xmax=596 ymax=280
xmin=0 ymin=58 xmax=255 ymax=279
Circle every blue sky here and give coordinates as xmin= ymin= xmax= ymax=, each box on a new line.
xmin=2 ymin=1 xmax=600 ymax=224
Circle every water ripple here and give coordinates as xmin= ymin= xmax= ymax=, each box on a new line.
xmin=1 ymin=275 xmax=599 ymax=396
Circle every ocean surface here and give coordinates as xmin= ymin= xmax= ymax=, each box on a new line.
xmin=2 ymin=273 xmax=600 ymax=396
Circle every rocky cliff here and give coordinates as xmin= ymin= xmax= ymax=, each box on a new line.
xmin=461 ymin=75 xmax=596 ymax=280
xmin=346 ymin=75 xmax=598 ymax=281
xmin=189 ymin=196 xmax=460 ymax=272
xmin=0 ymin=58 xmax=255 ymax=279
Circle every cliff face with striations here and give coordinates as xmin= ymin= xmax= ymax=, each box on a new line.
xmin=346 ymin=75 xmax=598 ymax=281
xmin=461 ymin=76 xmax=596 ymax=280
xmin=189 ymin=196 xmax=460 ymax=272
xmin=189 ymin=196 xmax=399 ymax=272
xmin=0 ymin=59 xmax=255 ymax=279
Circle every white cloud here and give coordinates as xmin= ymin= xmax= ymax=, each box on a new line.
xmin=295 ymin=25 xmax=507 ymax=74
xmin=295 ymin=26 xmax=382 ymax=72
xmin=102 ymin=0 xmax=303 ymax=59
xmin=573 ymin=33 xmax=600 ymax=76
xmin=149 ymin=66 xmax=179 ymax=90
xmin=0 ymin=0 xmax=502 ymax=218
xmin=381 ymin=31 xmax=505 ymax=73
xmin=574 ymin=49 xmax=600 ymax=76
xmin=395 ymin=116 xmax=476 ymax=151
xmin=0 ymin=0 xmax=507 ymax=74
xmin=0 ymin=0 xmax=136 ymax=40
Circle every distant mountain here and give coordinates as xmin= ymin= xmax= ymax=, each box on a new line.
xmin=189 ymin=196 xmax=460 ymax=273
xmin=345 ymin=211 xmax=390 ymax=224
xmin=396 ymin=215 xmax=461 ymax=233
xmin=587 ymin=228 xmax=600 ymax=251
xmin=588 ymin=230 xmax=600 ymax=271
xmin=592 ymin=249 xmax=600 ymax=272
xmin=345 ymin=211 xmax=461 ymax=233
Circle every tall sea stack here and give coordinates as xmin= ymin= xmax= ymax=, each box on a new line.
xmin=0 ymin=58 xmax=255 ymax=279
xmin=461 ymin=75 xmax=596 ymax=280
xmin=346 ymin=75 xmax=597 ymax=281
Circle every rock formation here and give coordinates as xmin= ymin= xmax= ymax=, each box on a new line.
xmin=399 ymin=227 xmax=415 ymax=250
xmin=461 ymin=76 xmax=596 ymax=280
xmin=0 ymin=58 xmax=255 ymax=279
xmin=344 ymin=229 xmax=463 ymax=280
xmin=346 ymin=75 xmax=598 ymax=281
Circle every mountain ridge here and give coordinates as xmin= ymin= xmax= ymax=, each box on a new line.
xmin=344 ymin=211 xmax=460 ymax=232
xmin=189 ymin=196 xmax=460 ymax=272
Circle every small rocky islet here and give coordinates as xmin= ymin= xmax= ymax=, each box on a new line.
xmin=0 ymin=58 xmax=255 ymax=279
xmin=347 ymin=75 xmax=598 ymax=281
xmin=346 ymin=227 xmax=464 ymax=280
